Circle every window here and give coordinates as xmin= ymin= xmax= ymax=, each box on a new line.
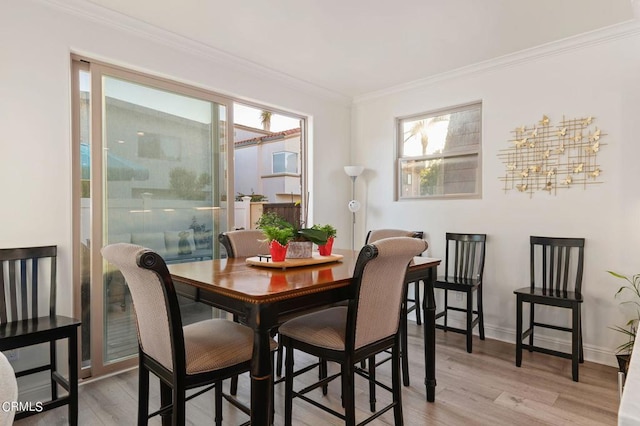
xmin=272 ymin=151 xmax=298 ymax=174
xmin=397 ymin=102 xmax=482 ymax=199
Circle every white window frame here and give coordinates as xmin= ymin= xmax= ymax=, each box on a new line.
xmin=396 ymin=101 xmax=482 ymax=200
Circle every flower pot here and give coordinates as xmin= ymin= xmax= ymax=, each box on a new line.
xmin=269 ymin=241 xmax=288 ymax=262
xmin=317 ymin=236 xmax=334 ymax=256
xmin=617 ymin=353 xmax=631 ymax=374
xmin=286 ymin=241 xmax=312 ymax=258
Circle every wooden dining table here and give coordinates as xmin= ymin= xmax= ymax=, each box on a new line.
xmin=168 ymin=248 xmax=440 ymax=425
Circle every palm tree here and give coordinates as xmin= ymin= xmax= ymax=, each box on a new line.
xmin=404 ymin=115 xmax=449 ymax=155
xmin=260 ymin=110 xmax=272 ymax=132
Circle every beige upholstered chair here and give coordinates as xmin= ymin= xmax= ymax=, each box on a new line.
xmin=219 ymin=229 xmax=268 ymax=258
xmin=280 ymin=237 xmax=428 ymax=426
xmin=365 ymin=228 xmax=424 ymax=386
xmin=101 ymin=243 xmax=276 ymax=425
xmin=0 ymin=350 xmax=18 ymax=425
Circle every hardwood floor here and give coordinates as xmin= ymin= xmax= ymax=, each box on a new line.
xmin=14 ymin=323 xmax=620 ymax=425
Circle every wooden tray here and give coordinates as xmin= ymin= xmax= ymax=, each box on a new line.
xmin=246 ymin=253 xmax=343 ymax=269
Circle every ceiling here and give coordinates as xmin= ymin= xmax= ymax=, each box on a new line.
xmin=80 ymin=0 xmax=635 ymax=98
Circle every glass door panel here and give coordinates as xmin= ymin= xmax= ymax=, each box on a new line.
xmin=101 ymin=76 xmax=227 ymax=364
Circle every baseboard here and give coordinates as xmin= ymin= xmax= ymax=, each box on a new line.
xmin=410 ymin=316 xmax=618 ymax=368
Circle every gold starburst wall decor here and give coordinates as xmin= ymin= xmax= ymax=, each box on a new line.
xmin=498 ymin=114 xmax=606 ymax=197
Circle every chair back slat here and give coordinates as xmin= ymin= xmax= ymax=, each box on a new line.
xmin=0 ymin=246 xmax=57 ymax=324
xmin=20 ymin=259 xmax=28 ymax=319
xmin=347 ymin=237 xmax=428 ymax=350
xmin=9 ymin=261 xmax=18 ymax=321
xmin=445 ymin=233 xmax=487 ymax=282
xmin=0 ymin=263 xmax=6 ymax=323
xmin=530 ymin=236 xmax=585 ymax=297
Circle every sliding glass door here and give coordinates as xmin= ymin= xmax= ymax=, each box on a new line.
xmin=73 ymin=58 xmax=232 ymax=376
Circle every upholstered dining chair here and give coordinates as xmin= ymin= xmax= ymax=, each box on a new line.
xmin=219 ymin=229 xmax=268 ymax=259
xmin=514 ymin=236 xmax=585 ymax=382
xmin=0 ymin=350 xmax=18 ymax=425
xmin=434 ymin=233 xmax=487 ymax=353
xmin=102 ymin=243 xmax=276 ymax=425
xmin=365 ymin=228 xmax=424 ymax=386
xmin=219 ymin=230 xmax=273 ymax=394
xmin=0 ymin=246 xmax=80 ymax=424
xmin=280 ymin=237 xmax=428 ymax=426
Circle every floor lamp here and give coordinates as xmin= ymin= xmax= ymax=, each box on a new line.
xmin=344 ymin=165 xmax=364 ymax=251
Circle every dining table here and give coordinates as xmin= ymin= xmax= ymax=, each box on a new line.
xmin=168 ymin=248 xmax=440 ymax=425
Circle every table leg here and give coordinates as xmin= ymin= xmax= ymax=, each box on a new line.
xmin=423 ymin=267 xmax=437 ymax=402
xmin=250 ymin=308 xmax=274 ymax=426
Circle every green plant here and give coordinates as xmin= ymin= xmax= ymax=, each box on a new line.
xmin=260 ymin=225 xmax=294 ymax=246
xmin=607 ymin=271 xmax=640 ymax=354
xmin=312 ymin=224 xmax=337 ymax=239
xmin=235 ymin=192 xmax=268 ymax=202
xmin=256 ymin=212 xmax=329 ymax=245
xmin=169 ymin=167 xmax=210 ymax=200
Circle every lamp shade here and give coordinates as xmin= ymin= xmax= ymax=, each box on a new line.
xmin=344 ymin=165 xmax=365 ymax=177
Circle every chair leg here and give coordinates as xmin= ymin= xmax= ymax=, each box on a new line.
xmin=138 ymin=362 xmax=149 ymax=426
xmin=572 ymin=305 xmax=580 ymax=382
xmin=414 ymin=281 xmax=422 ymax=326
xmin=392 ymin=338 xmax=404 ymax=426
xmin=320 ymin=358 xmax=328 ymax=395
xmin=579 ymin=306 xmax=584 ymax=363
xmin=528 ymin=302 xmax=535 ymax=352
xmin=368 ymin=355 xmax=376 ymax=412
xmin=230 ymin=375 xmax=238 ymax=395
xmin=477 ymin=284 xmax=485 ymax=341
xmin=50 ymin=340 xmax=58 ymax=400
xmin=343 ymin=361 xmax=356 ymax=426
xmin=159 ymin=381 xmax=172 ymax=426
xmin=276 ymin=335 xmax=284 ymax=377
xmin=401 ymin=300 xmax=410 ymax=386
xmin=68 ymin=332 xmax=79 ymax=426
xmin=443 ymin=289 xmax=449 ymax=331
xmin=284 ymin=344 xmax=294 ymax=426
xmin=172 ymin=386 xmax=186 ymax=426
xmin=215 ymin=381 xmax=223 ymax=426
xmin=515 ymin=296 xmax=523 ymax=367
xmin=466 ymin=289 xmax=473 ymax=353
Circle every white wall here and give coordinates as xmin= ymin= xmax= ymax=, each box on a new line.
xmin=352 ymin=25 xmax=640 ymax=365
xmin=0 ymin=0 xmax=351 ymax=321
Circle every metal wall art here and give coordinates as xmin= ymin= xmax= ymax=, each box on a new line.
xmin=499 ymin=114 xmax=605 ymax=197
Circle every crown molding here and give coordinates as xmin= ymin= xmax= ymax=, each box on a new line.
xmin=34 ymin=0 xmax=351 ymax=106
xmin=354 ymin=20 xmax=640 ymax=105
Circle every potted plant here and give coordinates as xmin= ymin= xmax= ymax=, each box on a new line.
xmin=261 ymin=225 xmax=294 ymax=262
xmin=607 ymin=270 xmax=640 ymax=374
xmin=313 ymin=224 xmax=337 ymax=256
xmin=256 ymin=212 xmax=329 ymax=259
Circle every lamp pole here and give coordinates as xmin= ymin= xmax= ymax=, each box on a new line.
xmin=344 ymin=166 xmax=364 ymax=251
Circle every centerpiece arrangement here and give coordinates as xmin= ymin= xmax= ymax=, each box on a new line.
xmin=256 ymin=212 xmax=336 ymax=261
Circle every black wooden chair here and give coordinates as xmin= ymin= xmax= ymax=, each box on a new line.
xmin=434 ymin=233 xmax=487 ymax=353
xmin=514 ymin=236 xmax=585 ymax=382
xmin=102 ymin=243 xmax=276 ymax=425
xmin=0 ymin=246 xmax=80 ymax=424
xmin=365 ymin=229 xmax=424 ymax=386
xmin=279 ymin=237 xmax=428 ymax=426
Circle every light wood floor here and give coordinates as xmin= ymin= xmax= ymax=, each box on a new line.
xmin=15 ymin=323 xmax=620 ymax=425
